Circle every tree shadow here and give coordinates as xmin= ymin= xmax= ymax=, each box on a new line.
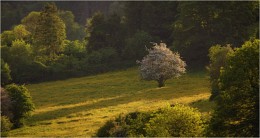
xmin=28 ymin=85 xmax=208 ymax=124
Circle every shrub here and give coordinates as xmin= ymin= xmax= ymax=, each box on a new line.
xmin=96 ymin=112 xmax=151 ymax=137
xmin=63 ymin=40 xmax=86 ymax=58
xmin=137 ymin=42 xmax=186 ymax=87
xmin=208 ymin=39 xmax=259 ymax=136
xmin=97 ymin=104 xmax=205 ymax=137
xmin=207 ymin=44 xmax=234 ymax=100
xmin=1 ymin=116 xmax=13 ymax=137
xmin=145 ymin=104 xmax=205 ymax=137
xmin=5 ymin=84 xmax=35 ymax=128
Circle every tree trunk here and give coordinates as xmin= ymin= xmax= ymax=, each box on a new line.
xmin=157 ymin=77 xmax=165 ymax=87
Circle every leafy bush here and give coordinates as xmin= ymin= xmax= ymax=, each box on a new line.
xmin=137 ymin=42 xmax=186 ymax=87
xmin=207 ymin=44 xmax=234 ymax=100
xmin=63 ymin=40 xmax=86 ymax=58
xmin=1 ymin=116 xmax=13 ymax=137
xmin=96 ymin=112 xmax=152 ymax=137
xmin=208 ymin=39 xmax=259 ymax=137
xmin=97 ymin=104 xmax=205 ymax=137
xmin=83 ymin=47 xmax=119 ymax=73
xmin=145 ymin=104 xmax=205 ymax=137
xmin=47 ymin=54 xmax=82 ymax=79
xmin=5 ymin=84 xmax=35 ymax=128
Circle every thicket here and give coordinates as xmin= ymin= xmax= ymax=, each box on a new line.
xmin=207 ymin=39 xmax=259 ymax=136
xmin=97 ymin=104 xmax=206 ymax=137
xmin=1 ymin=2 xmax=258 ymax=84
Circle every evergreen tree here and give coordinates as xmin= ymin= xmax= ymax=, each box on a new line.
xmin=33 ymin=3 xmax=66 ymax=59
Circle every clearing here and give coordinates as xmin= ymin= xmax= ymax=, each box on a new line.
xmin=9 ymin=67 xmax=213 ymax=136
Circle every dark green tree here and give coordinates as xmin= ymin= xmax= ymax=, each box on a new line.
xmin=106 ymin=13 xmax=126 ymax=55
xmin=122 ymin=30 xmax=152 ymax=61
xmin=33 ymin=3 xmax=66 ymax=59
xmin=124 ymin=2 xmax=178 ymax=43
xmin=58 ymin=10 xmax=85 ymax=40
xmin=172 ymin=1 xmax=259 ymax=67
xmin=207 ymin=44 xmax=234 ymax=100
xmin=85 ymin=12 xmax=107 ymax=52
xmin=5 ymin=84 xmax=35 ymax=128
xmin=85 ymin=12 xmax=126 ymax=54
xmin=208 ymin=39 xmax=259 ymax=136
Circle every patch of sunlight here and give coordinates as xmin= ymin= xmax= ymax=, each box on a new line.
xmin=34 ymin=95 xmax=124 ymax=115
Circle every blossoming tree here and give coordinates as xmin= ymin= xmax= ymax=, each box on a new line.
xmin=137 ymin=42 xmax=186 ymax=87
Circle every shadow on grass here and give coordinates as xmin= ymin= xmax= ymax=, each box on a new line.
xmin=28 ymin=86 xmax=208 ymax=125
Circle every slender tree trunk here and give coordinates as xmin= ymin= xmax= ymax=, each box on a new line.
xmin=157 ymin=77 xmax=165 ymax=87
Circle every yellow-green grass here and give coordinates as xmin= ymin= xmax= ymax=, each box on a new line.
xmin=9 ymin=67 xmax=213 ymax=137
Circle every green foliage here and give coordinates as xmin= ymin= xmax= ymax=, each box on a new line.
xmin=1 ymin=31 xmax=15 ymax=47
xmin=124 ymin=2 xmax=178 ymax=43
xmin=8 ymin=40 xmax=33 ymax=83
xmin=97 ymin=104 xmax=205 ymax=137
xmin=58 ymin=11 xmax=85 ymax=40
xmin=1 ymin=59 xmax=12 ymax=86
xmin=13 ymin=25 xmax=31 ymax=41
xmin=85 ymin=12 xmax=126 ymax=53
xmin=63 ymin=40 xmax=86 ymax=58
xmin=83 ymin=47 xmax=119 ymax=73
xmin=172 ymin=1 xmax=259 ymax=67
xmin=5 ymin=84 xmax=35 ymax=128
xmin=49 ymin=54 xmax=81 ymax=78
xmin=208 ymin=39 xmax=259 ymax=136
xmin=96 ymin=111 xmax=152 ymax=137
xmin=145 ymin=104 xmax=205 ymax=137
xmin=207 ymin=44 xmax=234 ymax=100
xmin=21 ymin=11 xmax=41 ymax=35
xmin=33 ymin=2 xmax=66 ymax=58
xmin=1 ymin=116 xmax=13 ymax=137
xmin=85 ymin=12 xmax=107 ymax=52
xmin=123 ymin=30 xmax=152 ymax=61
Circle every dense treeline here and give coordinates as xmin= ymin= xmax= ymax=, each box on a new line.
xmin=1 ymin=1 xmax=112 ymax=31
xmin=1 ymin=1 xmax=258 ymax=84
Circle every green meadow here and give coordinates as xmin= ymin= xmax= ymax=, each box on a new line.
xmin=8 ymin=67 xmax=214 ymax=137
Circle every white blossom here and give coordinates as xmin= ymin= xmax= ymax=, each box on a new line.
xmin=137 ymin=42 xmax=186 ymax=87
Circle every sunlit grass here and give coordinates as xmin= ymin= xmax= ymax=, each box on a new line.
xmin=9 ymin=67 xmax=212 ymax=137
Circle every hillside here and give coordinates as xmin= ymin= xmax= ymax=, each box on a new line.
xmin=8 ymin=67 xmax=213 ymax=137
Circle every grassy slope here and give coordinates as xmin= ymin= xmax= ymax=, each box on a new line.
xmin=9 ymin=67 xmax=214 ymax=137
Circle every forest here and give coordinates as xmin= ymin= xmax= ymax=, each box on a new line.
xmin=1 ymin=1 xmax=259 ymax=137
